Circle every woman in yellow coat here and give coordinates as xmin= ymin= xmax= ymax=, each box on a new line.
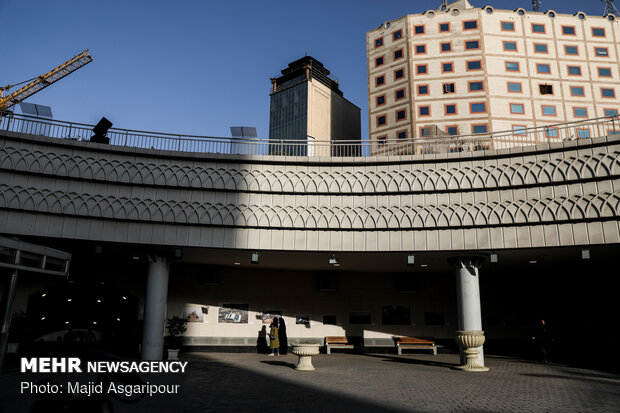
xmin=268 ymin=317 xmax=280 ymax=356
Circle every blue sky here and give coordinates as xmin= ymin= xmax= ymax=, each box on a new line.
xmin=0 ymin=0 xmax=605 ymax=138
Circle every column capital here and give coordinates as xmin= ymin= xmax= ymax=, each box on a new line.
xmin=448 ymin=255 xmax=485 ymax=273
xmin=147 ymin=253 xmax=170 ymax=264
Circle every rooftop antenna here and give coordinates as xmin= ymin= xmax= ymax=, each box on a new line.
xmin=603 ymin=0 xmax=620 ymax=16
xmin=532 ymin=0 xmax=541 ymax=12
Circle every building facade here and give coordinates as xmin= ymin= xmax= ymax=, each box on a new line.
xmin=269 ymin=56 xmax=361 ymax=156
xmin=367 ymin=0 xmax=620 ymax=153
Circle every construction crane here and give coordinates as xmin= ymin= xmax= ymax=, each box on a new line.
xmin=603 ymin=0 xmax=620 ymax=16
xmin=0 ymin=50 xmax=93 ymax=116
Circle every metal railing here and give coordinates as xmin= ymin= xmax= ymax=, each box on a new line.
xmin=1 ymin=112 xmax=618 ymax=158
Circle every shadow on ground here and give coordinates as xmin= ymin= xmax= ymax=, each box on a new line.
xmin=259 ymin=360 xmax=297 ymax=369
xmin=362 ymin=353 xmax=459 ymax=369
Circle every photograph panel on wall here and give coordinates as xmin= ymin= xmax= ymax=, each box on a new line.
xmin=295 ymin=314 xmax=310 ymax=325
xmin=261 ymin=310 xmax=282 ymax=325
xmin=218 ymin=303 xmax=249 ymax=324
xmin=183 ymin=303 xmax=208 ymax=323
xmin=382 ymin=305 xmax=411 ymax=325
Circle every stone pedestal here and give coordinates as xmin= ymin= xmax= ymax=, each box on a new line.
xmin=454 ymin=330 xmax=490 ymax=372
xmin=291 ymin=343 xmax=320 ymax=371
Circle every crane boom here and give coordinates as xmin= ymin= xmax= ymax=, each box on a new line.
xmin=0 ymin=50 xmax=93 ymax=113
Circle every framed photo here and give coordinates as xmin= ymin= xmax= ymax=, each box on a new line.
xmin=183 ymin=303 xmax=207 ymax=323
xmin=295 ymin=315 xmax=310 ymax=325
xmin=382 ymin=305 xmax=411 ymax=326
xmin=261 ymin=310 xmax=282 ymax=325
xmin=218 ymin=303 xmax=249 ymax=324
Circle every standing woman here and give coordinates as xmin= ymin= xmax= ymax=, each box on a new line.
xmin=268 ymin=317 xmax=280 ymax=356
xmin=279 ymin=317 xmax=288 ymax=355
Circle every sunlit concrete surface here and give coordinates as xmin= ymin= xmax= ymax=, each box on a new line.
xmin=1 ymin=353 xmax=619 ymax=412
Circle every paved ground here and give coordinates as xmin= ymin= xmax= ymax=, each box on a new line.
xmin=2 ymin=352 xmax=619 ymax=412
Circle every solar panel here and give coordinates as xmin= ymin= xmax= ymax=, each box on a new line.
xmin=19 ymin=102 xmax=37 ymax=115
xmin=36 ymin=104 xmax=53 ymax=118
xmin=230 ymin=127 xmax=243 ymax=138
xmin=230 ymin=126 xmax=257 ymax=138
xmin=19 ymin=102 xmax=53 ymax=118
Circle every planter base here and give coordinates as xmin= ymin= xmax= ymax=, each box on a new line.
xmin=291 ymin=343 xmax=320 ymax=372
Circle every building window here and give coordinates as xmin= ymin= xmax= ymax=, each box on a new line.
xmin=375 ymin=56 xmax=384 ymax=67
xmin=377 ymin=115 xmax=387 ymax=126
xmin=447 ymin=126 xmax=458 ymax=135
xmin=570 ymin=86 xmax=585 ymax=96
xmin=598 ymin=67 xmax=612 ymax=77
xmin=537 ymin=63 xmax=551 ymax=74
xmin=577 ymin=129 xmax=591 ymax=139
xmin=592 ymin=28 xmax=606 ymax=37
xmin=394 ymin=49 xmax=404 ymax=59
xmin=443 ymin=83 xmax=455 ymax=93
xmin=463 ymin=20 xmax=478 ymax=30
xmin=605 ymin=109 xmax=618 ymax=116
xmin=395 ymin=89 xmax=405 ymax=100
xmin=445 ymin=104 xmax=457 ymax=115
xmin=393 ymin=30 xmax=402 ymax=40
xmin=377 ymin=136 xmax=386 ymax=146
xmin=542 ymin=105 xmax=557 ymax=116
xmin=473 ymin=124 xmax=488 ymax=134
xmin=595 ymin=47 xmax=609 ymax=57
xmin=375 ymin=37 xmax=383 ymax=48
xmin=376 ymin=95 xmax=385 ymax=106
xmin=394 ymin=68 xmax=404 ymax=80
xmin=564 ymin=45 xmax=579 ymax=55
xmin=510 ymin=103 xmax=525 ymax=114
xmin=562 ymin=26 xmax=576 ymax=35
xmin=375 ymin=75 xmax=385 ymax=86
xmin=467 ymin=60 xmax=482 ymax=70
xmin=465 ymin=40 xmax=480 ymax=50
xmin=567 ymin=65 xmax=582 ymax=76
xmin=539 ymin=84 xmax=553 ymax=95
xmin=513 ymin=125 xmax=527 ymax=135
xmin=532 ymin=23 xmax=546 ymax=33
xmin=442 ymin=62 xmax=453 ymax=73
xmin=416 ymin=64 xmax=428 ymax=75
xmin=396 ymin=109 xmax=407 ymax=121
xmin=601 ymin=88 xmax=616 ymax=98
xmin=414 ymin=45 xmax=426 ymax=55
xmin=573 ymin=107 xmax=588 ymax=117
xmin=439 ymin=23 xmax=450 ymax=32
xmin=545 ymin=127 xmax=559 ymax=137
xmin=508 ymin=82 xmax=522 ymax=93
xmin=440 ymin=42 xmax=452 ymax=52
xmin=468 ymin=81 xmax=484 ymax=92
xmin=417 ymin=85 xmax=429 ymax=95
xmin=414 ymin=25 xmax=425 ymax=35
xmin=419 ymin=105 xmax=430 ymax=116
xmin=470 ymin=102 xmax=486 ymax=113
xmin=397 ymin=130 xmax=408 ymax=139
xmin=501 ymin=21 xmax=515 ymax=31
xmin=503 ymin=41 xmax=517 ymax=51
xmin=506 ymin=61 xmax=520 ymax=72
xmin=534 ymin=43 xmax=548 ymax=53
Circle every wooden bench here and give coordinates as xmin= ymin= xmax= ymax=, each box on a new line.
xmin=325 ymin=336 xmax=355 ymax=354
xmin=395 ymin=337 xmax=437 ymax=355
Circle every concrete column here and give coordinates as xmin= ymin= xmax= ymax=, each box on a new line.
xmin=0 ymin=270 xmax=19 ymax=372
xmin=450 ymin=256 xmax=485 ymax=367
xmin=141 ymin=255 xmax=170 ymax=361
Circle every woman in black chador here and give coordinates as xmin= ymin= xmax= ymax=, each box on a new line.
xmin=278 ymin=317 xmax=288 ymax=355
